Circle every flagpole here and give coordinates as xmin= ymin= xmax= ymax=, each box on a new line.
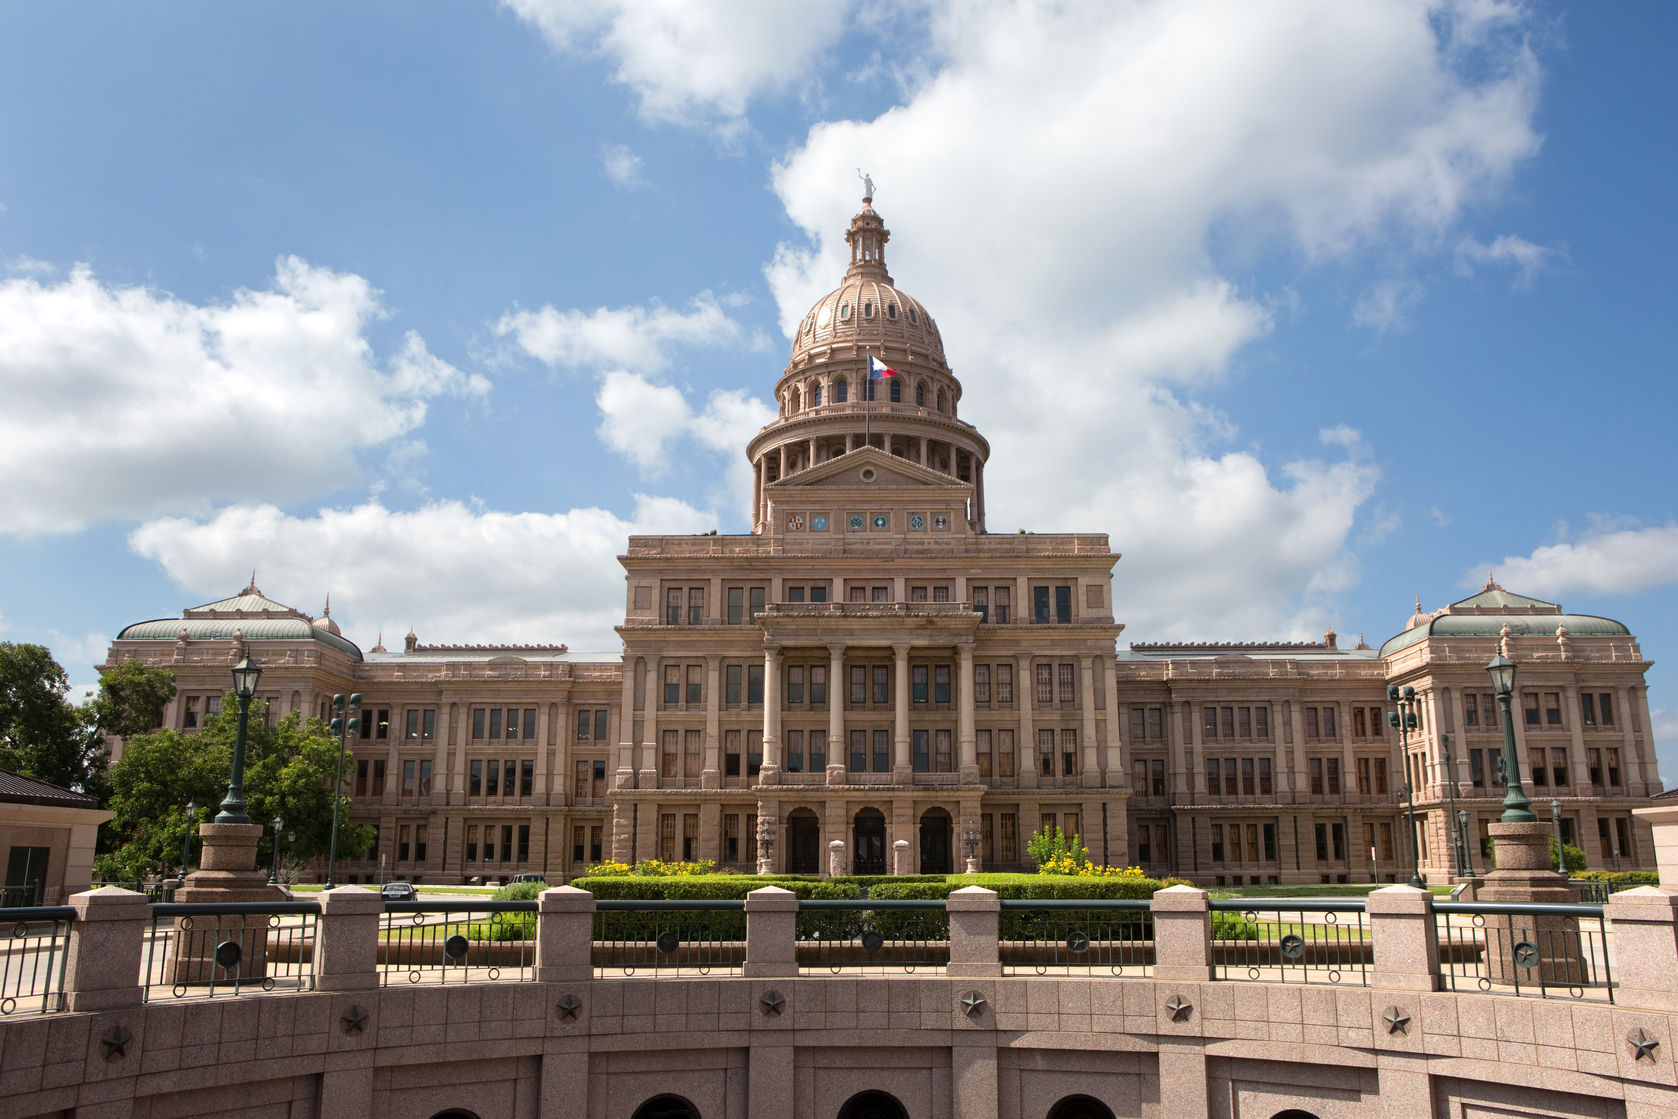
xmin=864 ymin=352 xmax=871 ymax=445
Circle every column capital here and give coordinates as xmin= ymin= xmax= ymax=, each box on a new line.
xmin=827 ymin=642 xmax=847 ymax=657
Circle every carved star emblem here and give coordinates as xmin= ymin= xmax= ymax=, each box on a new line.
xmin=558 ymin=995 xmax=583 ymax=1022
xmin=761 ymin=990 xmax=785 ymax=1016
xmin=1630 ymin=1029 xmax=1661 ymax=1062
xmin=340 ymin=1006 xmax=368 ymax=1035
xmin=1165 ymin=996 xmax=1192 ymax=1023
xmin=961 ymin=991 xmax=987 ymax=1016
xmin=1384 ymin=1008 xmax=1411 ymax=1036
xmin=101 ymin=1025 xmax=132 ymax=1060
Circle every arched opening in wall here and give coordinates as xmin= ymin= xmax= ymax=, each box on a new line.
xmin=1269 ymin=1111 xmax=1323 ymax=1119
xmin=631 ymin=1096 xmax=701 ymax=1119
xmin=790 ymin=387 xmax=802 ymax=413
xmin=813 ymin=383 xmax=823 ymax=406
xmin=430 ymin=1111 xmax=482 ymax=1119
xmin=915 ymin=382 xmax=925 ymax=407
xmin=919 ymin=807 xmax=953 ymax=874
xmin=936 ymin=387 xmax=947 ymax=413
xmin=835 ymin=377 xmax=849 ymax=403
xmin=1046 ymin=1096 xmax=1116 ymax=1119
xmin=788 ymin=809 xmax=820 ymax=874
xmin=837 ymin=1090 xmax=909 ymax=1119
xmin=853 ymin=808 xmax=887 ymax=875
xmin=889 ymin=378 xmax=902 ymax=403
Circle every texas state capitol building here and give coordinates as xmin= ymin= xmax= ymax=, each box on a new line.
xmin=104 ymin=193 xmax=1663 ymax=886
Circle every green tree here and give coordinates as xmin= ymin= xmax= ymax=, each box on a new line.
xmin=0 ymin=641 xmax=106 ymax=795
xmin=89 ymin=659 xmax=176 ymax=739
xmin=101 ymin=697 xmax=373 ymax=880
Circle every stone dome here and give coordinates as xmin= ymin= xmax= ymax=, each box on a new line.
xmin=787 ymin=201 xmax=948 ymax=371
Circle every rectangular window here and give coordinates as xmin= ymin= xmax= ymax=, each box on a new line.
xmin=1581 ymin=692 xmax=1596 ymax=726
xmin=374 ymin=759 xmax=385 ymax=796
xmin=974 ymin=586 xmax=989 ymax=622
xmin=594 ymin=709 xmax=608 ymax=740
xmin=689 ymin=587 xmax=704 ymax=624
xmin=910 ymin=585 xmax=928 ymax=602
xmin=489 ymin=708 xmax=503 ymax=739
xmin=504 ymin=760 xmax=516 ymax=798
xmin=1323 ymin=707 xmax=1336 ymax=738
xmin=1061 ymin=728 xmax=1078 ymax=776
xmin=999 ymin=729 xmax=1015 ymax=778
xmin=1357 ymin=757 xmax=1371 ymax=795
xmin=872 ymin=730 xmax=890 ymax=773
xmin=1206 ymin=758 xmax=1221 ymax=795
xmin=934 ymin=729 xmax=953 ymax=773
xmin=934 ymin=665 xmax=951 ymax=704
xmin=1057 ymin=663 xmax=1076 ymax=704
xmin=682 ymin=814 xmax=698 ymax=861
xmin=1255 ymin=706 xmax=1269 ymax=738
xmin=747 ymin=664 xmax=764 ymax=704
xmin=724 ymin=814 xmax=740 ymax=863
xmin=1150 ymin=758 xmax=1165 ymax=796
xmin=995 ymin=585 xmax=1011 ymax=623
xmin=661 ymin=730 xmax=679 ymax=778
xmin=1037 ymin=729 xmax=1055 ymax=776
xmin=1326 ymin=757 xmax=1341 ymax=795
xmin=850 ymin=729 xmax=867 ymax=773
xmin=1241 ymin=757 xmax=1255 ymax=796
xmin=975 ymin=664 xmax=990 ymax=704
xmin=810 ymin=729 xmax=826 ymax=772
xmin=1309 ymin=757 xmax=1323 ymax=795
xmin=725 ymin=730 xmax=741 ymax=777
xmin=1465 ymin=693 xmax=1479 ymax=726
xmin=469 ymin=760 xmax=483 ymax=797
xmin=473 ymin=707 xmax=487 ymax=739
xmin=664 ymin=665 xmax=681 ymax=705
xmin=747 ymin=730 xmax=762 ymax=776
xmin=871 ymin=585 xmax=889 ymax=602
xmin=1035 ymin=664 xmax=1053 ymax=705
xmin=1221 ymin=706 xmax=1235 ymax=738
xmin=1054 ymin=585 xmax=1072 ymax=623
xmin=912 ymin=729 xmax=929 ymax=772
xmin=1609 ymin=748 xmax=1622 ymax=785
xmin=355 ymin=759 xmax=369 ymax=798
xmin=997 ymin=664 xmax=1013 ymax=705
xmin=912 ymin=665 xmax=929 ymax=704
xmin=516 ymin=824 xmax=529 ymax=864
xmin=811 ymin=666 xmax=826 ymax=704
xmin=1238 ymin=706 xmax=1252 ymax=738
xmin=659 ymin=814 xmax=676 ymax=862
xmin=788 ymin=665 xmax=805 ymax=704
xmin=727 ymin=586 xmax=744 ymax=625
xmin=1203 ymin=706 xmax=1218 ymax=738
xmin=977 ymin=729 xmax=992 ymax=777
xmin=850 ymin=665 xmax=866 ymax=705
xmin=486 ymin=760 xmax=499 ymax=797
xmin=787 ymin=729 xmax=804 ymax=773
xmin=726 ymin=664 xmax=743 ymax=705
xmin=1132 ymin=708 xmax=1146 ymax=742
xmin=1353 ymin=707 xmax=1367 ymax=737
xmin=872 ymin=665 xmax=889 ymax=705
xmin=1000 ymin=813 xmax=1017 ymax=863
xmin=666 ymin=587 xmax=682 ymax=625
xmin=1551 ymin=747 xmax=1569 ymax=788
xmin=418 ymin=761 xmax=433 ymax=797
xmin=750 ymin=587 xmax=766 ymax=619
xmin=684 ymin=729 xmax=702 ymax=777
xmin=1523 ymin=691 xmax=1541 ymax=726
xmin=1033 ymin=585 xmax=1051 ymax=623
xmin=1263 ymin=823 xmax=1277 ymax=862
xmin=1545 ymin=691 xmax=1563 ymax=726
xmin=576 ymin=709 xmax=591 ymax=739
xmin=402 ymin=760 xmax=416 ymax=796
xmin=1470 ymin=749 xmax=1485 ymax=787
xmin=1211 ymin=824 xmax=1225 ymax=863
xmin=1588 ymin=748 xmax=1602 ymax=786
xmin=467 ymin=825 xmax=479 ymax=862
xmin=1306 ymin=707 xmax=1320 ymax=738
xmin=686 ymin=665 xmax=702 ymax=705
xmin=398 ymin=824 xmax=411 ymax=862
xmin=1601 ymin=693 xmax=1615 ymax=725
xmin=406 ymin=709 xmax=421 ymax=739
xmin=483 ymin=827 xmax=495 ymax=862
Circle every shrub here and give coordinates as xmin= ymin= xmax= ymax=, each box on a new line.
xmin=492 ymin=880 xmax=546 ymax=902
xmin=1210 ymin=913 xmax=1259 ymax=941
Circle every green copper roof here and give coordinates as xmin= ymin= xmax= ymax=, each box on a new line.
xmin=1379 ymin=605 xmax=1629 ymax=657
xmin=115 ymin=616 xmax=363 ymax=659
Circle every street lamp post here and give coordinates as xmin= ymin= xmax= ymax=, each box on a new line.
xmin=1440 ymin=733 xmax=1464 ymax=877
xmin=178 ymin=799 xmax=197 ymax=882
xmin=756 ymin=818 xmax=775 ymax=875
xmin=269 ymin=815 xmax=286 ymax=885
xmin=1458 ymin=808 xmax=1477 ymax=876
xmin=325 ymin=692 xmax=361 ymax=889
xmin=214 ymin=656 xmax=264 ymax=824
xmin=1387 ymin=685 xmax=1425 ymax=888
xmin=1551 ymin=799 xmax=1566 ymax=874
xmin=1485 ymin=654 xmax=1535 ymax=823
xmin=963 ymin=826 xmax=979 ymax=873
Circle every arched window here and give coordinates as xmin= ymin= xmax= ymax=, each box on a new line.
xmin=1046 ymin=1096 xmax=1116 ymax=1119
xmin=889 ymin=379 xmax=901 ymax=403
xmin=936 ymin=388 xmax=947 ymax=413
xmin=790 ymin=387 xmax=801 ymax=413
xmin=812 ymin=384 xmax=823 ymax=406
xmin=838 ymin=1090 xmax=908 ymax=1119
xmin=632 ymin=1095 xmax=701 ymax=1119
xmin=430 ymin=1112 xmax=482 ymax=1119
xmin=915 ymin=383 xmax=925 ymax=406
xmin=835 ymin=378 xmax=848 ymax=403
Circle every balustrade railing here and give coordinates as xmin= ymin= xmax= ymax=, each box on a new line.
xmin=592 ymin=899 xmax=745 ymax=976
xmin=0 ymin=907 xmax=73 ymax=1016
xmin=797 ymin=900 xmax=948 ymax=973
xmin=1433 ymin=901 xmax=1613 ymax=1002
xmin=1209 ymin=899 xmax=1369 ymax=986
xmin=999 ymin=899 xmax=1153 ymax=977
xmin=380 ymin=900 xmax=537 ymax=986
xmin=144 ymin=902 xmax=319 ymax=1001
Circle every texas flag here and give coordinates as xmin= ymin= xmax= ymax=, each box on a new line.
xmin=868 ymin=354 xmax=898 ymax=379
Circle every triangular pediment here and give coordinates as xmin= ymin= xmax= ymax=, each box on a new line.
xmin=765 ymin=446 xmax=970 ymax=492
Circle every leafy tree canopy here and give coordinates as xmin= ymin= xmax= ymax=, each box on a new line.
xmin=0 ymin=641 xmax=107 ymax=795
xmin=100 ymin=698 xmax=373 ymax=881
xmin=90 ymin=659 xmax=176 ymax=739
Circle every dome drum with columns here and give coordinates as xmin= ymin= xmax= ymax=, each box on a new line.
xmin=748 ymin=196 xmax=990 ymax=533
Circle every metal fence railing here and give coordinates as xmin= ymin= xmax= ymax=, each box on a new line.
xmin=380 ymin=901 xmax=537 ymax=986
xmin=797 ymin=900 xmax=949 ymax=973
xmin=0 ymin=907 xmax=74 ymax=1016
xmin=1434 ymin=902 xmax=1613 ymax=1002
xmin=1209 ymin=900 xmax=1369 ymax=986
xmin=144 ymin=903 xmax=320 ymax=1001
xmin=999 ymin=899 xmax=1154 ymax=977
xmin=592 ymin=900 xmax=745 ymax=976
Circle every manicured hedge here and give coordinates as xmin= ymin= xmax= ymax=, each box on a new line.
xmin=1573 ymin=870 xmax=1660 ymax=889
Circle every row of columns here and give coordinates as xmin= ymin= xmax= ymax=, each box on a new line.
xmin=751 ymin=435 xmax=987 ymax=529
xmin=619 ymin=645 xmax=1113 ymax=789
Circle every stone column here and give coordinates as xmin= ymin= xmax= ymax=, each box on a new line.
xmin=894 ymin=838 xmax=913 ymax=875
xmin=535 ymin=885 xmax=596 ymax=984
xmin=827 ymin=643 xmax=847 ymax=785
xmin=1366 ymin=885 xmax=1440 ymax=991
xmin=1478 ymin=820 xmax=1584 ymax=987
xmin=946 ymin=886 xmax=1001 ymax=978
xmin=432 ymin=700 xmax=452 ymax=804
xmin=1563 ymin=683 xmax=1588 ymax=795
xmin=893 ymin=643 xmax=912 ymax=780
xmin=1150 ymin=885 xmax=1213 ymax=982
xmin=64 ymin=886 xmax=148 ymax=1012
xmin=315 ymin=885 xmax=383 ymax=992
xmin=958 ymin=644 xmax=979 ymax=780
xmin=638 ymin=654 xmax=661 ymax=788
xmin=760 ymin=646 xmax=783 ymax=783
xmin=743 ymin=886 xmax=798 ymax=978
xmin=828 ymin=839 xmax=846 ymax=878
xmin=1103 ymin=654 xmax=1124 ymax=786
xmin=702 ymin=655 xmax=722 ymax=789
xmin=1017 ymin=653 xmax=1037 ymax=790
xmin=1079 ymin=655 xmax=1099 ymax=787
xmin=615 ymin=663 xmax=637 ymax=789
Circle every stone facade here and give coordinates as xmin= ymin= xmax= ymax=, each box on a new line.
xmin=100 ymin=198 xmax=1661 ymax=886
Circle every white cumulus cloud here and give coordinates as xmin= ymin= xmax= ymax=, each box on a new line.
xmin=599 ymin=142 xmax=646 ymax=189
xmin=1477 ymin=521 xmax=1678 ymax=599
xmin=765 ymin=0 xmax=1538 ymax=640
xmin=503 ymin=0 xmax=853 ymax=130
xmin=0 ymin=257 xmax=488 ymax=537
xmin=1455 ymin=233 xmax=1565 ymax=287
xmin=496 ymin=292 xmax=745 ymax=375
xmin=129 ymin=495 xmax=715 ymax=653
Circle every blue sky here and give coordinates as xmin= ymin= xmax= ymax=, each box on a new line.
xmin=2 ymin=2 xmax=1675 ymax=776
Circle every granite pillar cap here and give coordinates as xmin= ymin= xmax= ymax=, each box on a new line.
xmin=745 ymin=885 xmax=799 ymax=911
xmin=69 ymin=885 xmax=151 ymax=919
xmin=1365 ymin=884 xmax=1435 ymax=914
xmin=318 ymin=885 xmax=385 ymax=914
xmin=538 ymin=884 xmax=598 ymax=912
xmin=1150 ymin=885 xmax=1209 ymax=911
xmin=947 ymin=886 xmax=1000 ymax=911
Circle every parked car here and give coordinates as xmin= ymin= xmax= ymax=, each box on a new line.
xmin=380 ymin=881 xmax=417 ymax=901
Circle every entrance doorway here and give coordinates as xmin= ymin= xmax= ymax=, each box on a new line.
xmin=919 ymin=808 xmax=952 ymax=874
xmin=853 ymin=808 xmax=886 ymax=874
xmin=838 ymin=1091 xmax=908 ymax=1119
xmin=4 ymin=846 xmax=49 ymax=907
xmin=788 ymin=810 xmax=820 ymax=874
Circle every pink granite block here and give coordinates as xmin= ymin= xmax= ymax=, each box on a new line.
xmin=258 ymin=995 xmax=298 ymax=1039
xmin=512 ymin=984 xmax=546 ymax=1021
xmin=1493 ymin=999 xmax=1536 ymax=1046
xmin=219 ymin=999 xmax=260 ymax=1043
xmin=447 ymin=984 xmax=486 ymax=1024
xmin=1232 ymin=985 xmax=1268 ymax=1026
xmin=1300 ymin=986 xmax=1337 ymax=1026
xmin=290 ymin=1022 xmax=328 ymax=1056
xmin=1420 ymin=1024 xmax=1461 ymax=1058
xmin=1197 ymin=983 xmax=1233 ymax=1024
xmin=591 ymin=980 xmax=625 ymax=1020
xmin=1530 ymin=1000 xmax=1576 ymax=1050
xmin=1370 ymin=999 xmax=1422 ymax=1054
xmin=1419 ymin=993 xmax=1458 ymax=1040
xmin=1535 ymin=1043 xmax=1578 ymax=1071
xmin=379 ymin=986 xmax=415 ymax=1028
xmin=1613 ymin=1010 xmax=1678 ymax=1086
xmin=45 ymin=1014 xmax=91 ymax=1066
xmin=1576 ymin=1044 xmax=1619 ymax=1077
xmin=1267 ymin=985 xmax=1302 ymax=1026
xmin=1093 ymin=1012 xmax=1126 ymax=1036
xmin=1303 ymin=1023 xmax=1338 ymax=1047
xmin=0 ymin=1056 xmax=44 ymax=1098
xmin=479 ymin=1011 xmax=512 ymax=1041
xmin=1090 ymin=982 xmax=1123 ymax=1019
xmin=217 ymin=1037 xmax=257 ymax=1065
xmin=888 ymin=979 xmax=921 ymax=1019
xmin=1156 ymin=987 xmax=1202 ymax=1036
xmin=39 ymin=1058 xmax=85 ymax=1092
xmin=1459 ymin=1034 xmax=1499 ymax=1061
xmin=1457 ymin=997 xmax=1497 ymax=1040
